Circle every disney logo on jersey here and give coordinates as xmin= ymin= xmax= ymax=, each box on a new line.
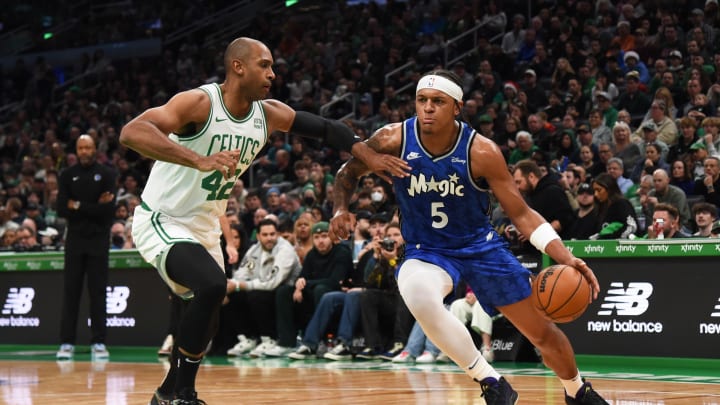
xmin=407 ymin=173 xmax=465 ymax=197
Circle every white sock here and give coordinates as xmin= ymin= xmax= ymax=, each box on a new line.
xmin=464 ymin=352 xmax=500 ymax=382
xmin=561 ymin=371 xmax=584 ymax=398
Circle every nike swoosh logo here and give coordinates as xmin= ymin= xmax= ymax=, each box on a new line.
xmin=215 ymin=117 xmax=227 ymax=122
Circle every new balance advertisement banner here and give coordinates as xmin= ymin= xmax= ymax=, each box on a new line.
xmin=0 ymin=267 xmax=169 ymax=346
xmin=556 ymin=240 xmax=720 ymax=359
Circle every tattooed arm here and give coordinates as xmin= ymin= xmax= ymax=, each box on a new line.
xmin=329 ymin=124 xmax=404 ymax=241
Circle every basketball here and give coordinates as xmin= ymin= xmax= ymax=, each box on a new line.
xmin=532 ymin=264 xmax=591 ymax=323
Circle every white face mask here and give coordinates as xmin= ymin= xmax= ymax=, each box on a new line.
xmin=371 ymin=191 xmax=383 ymax=202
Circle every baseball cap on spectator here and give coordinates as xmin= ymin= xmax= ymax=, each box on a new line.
xmin=355 ymin=210 xmax=373 ymax=221
xmin=577 ymin=183 xmax=593 ymax=195
xmin=692 ymin=8 xmax=705 ymax=15
xmin=524 ymin=69 xmax=536 ymax=77
xmin=625 ymin=71 xmax=640 ymax=81
xmin=712 ymin=220 xmax=720 ymax=234
xmin=642 ymin=122 xmax=657 ymax=131
xmin=359 ymin=95 xmax=372 ymax=105
xmin=577 ymin=124 xmax=590 ymax=133
xmin=479 ymin=114 xmax=493 ymax=124
xmin=311 ymin=221 xmax=329 ymax=235
xmin=267 ymin=187 xmax=280 ymax=196
xmin=596 ymin=91 xmax=612 ymax=102
xmin=617 ymin=21 xmax=630 ymax=28
xmin=707 ymin=0 xmax=718 ymax=6
xmin=453 ymin=61 xmax=466 ymax=69
xmin=38 ymin=227 xmax=59 ymax=238
xmin=369 ymin=212 xmax=389 ymax=224
xmin=623 ymin=51 xmax=640 ymax=62
xmin=690 ymin=141 xmax=707 ymax=150
xmin=669 ymin=50 xmax=683 ymax=59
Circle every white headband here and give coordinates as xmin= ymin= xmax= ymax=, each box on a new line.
xmin=416 ymin=75 xmax=463 ymax=102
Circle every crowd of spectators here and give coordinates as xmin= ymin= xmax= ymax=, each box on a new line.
xmin=3 ymin=0 xmax=720 ymax=253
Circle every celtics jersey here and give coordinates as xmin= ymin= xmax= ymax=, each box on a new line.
xmin=392 ymin=117 xmax=494 ymax=250
xmin=141 ymin=83 xmax=267 ymax=227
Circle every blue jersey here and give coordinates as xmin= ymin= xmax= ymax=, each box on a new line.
xmin=393 ymin=117 xmax=494 ymax=251
xmin=393 ymin=117 xmax=532 ymax=313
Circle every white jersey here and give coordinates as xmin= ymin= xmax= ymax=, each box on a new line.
xmin=136 ymin=83 xmax=267 ymax=260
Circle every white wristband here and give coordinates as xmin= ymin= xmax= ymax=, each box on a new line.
xmin=529 ymin=223 xmax=561 ymax=254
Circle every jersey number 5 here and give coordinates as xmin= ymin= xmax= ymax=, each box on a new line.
xmin=201 ymin=169 xmax=239 ymax=201
xmin=431 ymin=202 xmax=448 ymax=229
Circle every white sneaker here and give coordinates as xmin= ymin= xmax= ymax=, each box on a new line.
xmin=56 ymin=344 xmax=74 ymax=360
xmin=481 ymin=345 xmax=494 ymax=363
xmin=91 ymin=343 xmax=109 ymax=359
xmin=248 ymin=336 xmax=276 ymax=358
xmin=158 ymin=334 xmax=173 ymax=356
xmin=435 ymin=352 xmax=450 ymax=362
xmin=227 ymin=335 xmax=257 ymax=357
xmin=263 ymin=343 xmax=293 ymax=357
xmin=415 ymin=350 xmax=436 ymax=364
xmin=391 ymin=350 xmax=413 ymax=363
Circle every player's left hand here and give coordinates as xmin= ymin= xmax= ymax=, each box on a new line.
xmin=569 ymin=257 xmax=600 ymax=301
xmin=329 ymin=210 xmax=356 ymax=242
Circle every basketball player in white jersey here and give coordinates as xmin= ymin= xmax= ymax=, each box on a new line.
xmin=120 ymin=37 xmax=410 ymax=405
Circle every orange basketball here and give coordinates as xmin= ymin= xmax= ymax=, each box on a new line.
xmin=532 ymin=264 xmax=591 ymax=323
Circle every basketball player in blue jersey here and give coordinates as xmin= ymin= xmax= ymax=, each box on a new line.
xmin=330 ymin=70 xmax=608 ymax=405
xmin=120 ymin=37 xmax=410 ymax=405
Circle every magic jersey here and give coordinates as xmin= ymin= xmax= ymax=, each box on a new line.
xmin=393 ymin=117 xmax=495 ymax=251
xmin=141 ymin=83 xmax=267 ymax=232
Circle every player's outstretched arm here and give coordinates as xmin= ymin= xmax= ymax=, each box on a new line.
xmin=330 ymin=125 xmax=402 ymax=241
xmin=263 ymin=100 xmax=410 ymax=183
xmin=120 ymin=90 xmax=240 ymax=176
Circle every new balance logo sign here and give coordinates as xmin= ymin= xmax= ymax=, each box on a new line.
xmin=90 ymin=286 xmax=136 ymax=328
xmin=711 ymin=297 xmax=720 ymax=317
xmin=107 ymin=286 xmax=130 ymax=314
xmin=598 ymin=282 xmax=653 ymax=316
xmin=2 ymin=287 xmax=34 ymax=315
xmin=0 ymin=287 xmax=40 ymax=327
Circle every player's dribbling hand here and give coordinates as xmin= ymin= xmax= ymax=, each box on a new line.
xmin=329 ymin=210 xmax=356 ymax=242
xmin=568 ymin=257 xmax=600 ymax=301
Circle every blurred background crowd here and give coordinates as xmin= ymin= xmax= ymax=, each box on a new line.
xmin=2 ymin=0 xmax=720 ymax=255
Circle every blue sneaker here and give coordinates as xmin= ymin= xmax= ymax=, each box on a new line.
xmin=478 ymin=377 xmax=518 ymax=405
xmin=565 ymin=379 xmax=608 ymax=404
xmin=378 ymin=342 xmax=405 ymax=361
xmin=355 ymin=347 xmax=380 ymax=360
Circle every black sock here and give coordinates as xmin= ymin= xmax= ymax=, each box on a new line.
xmin=174 ymin=349 xmax=202 ymax=396
xmin=158 ymin=345 xmax=178 ymax=395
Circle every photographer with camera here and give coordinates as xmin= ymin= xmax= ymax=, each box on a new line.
xmin=355 ymin=221 xmax=414 ymax=360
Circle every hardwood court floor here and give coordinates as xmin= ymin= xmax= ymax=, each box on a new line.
xmin=1 ymin=346 xmax=720 ymax=404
